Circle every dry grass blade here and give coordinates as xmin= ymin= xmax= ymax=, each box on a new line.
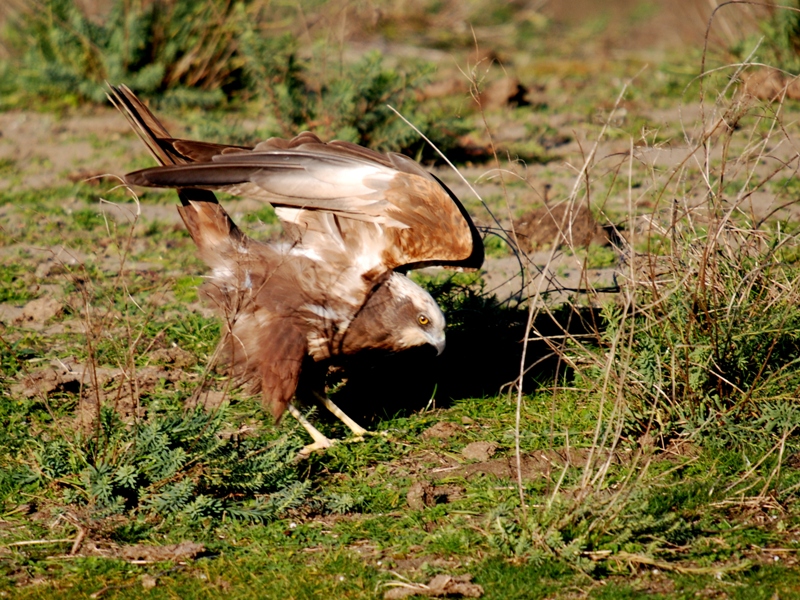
xmin=585 ymin=550 xmax=752 ymax=575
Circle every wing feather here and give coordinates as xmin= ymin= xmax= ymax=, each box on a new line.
xmin=125 ymin=139 xmax=483 ymax=274
xmin=114 ymin=85 xmax=483 ymax=276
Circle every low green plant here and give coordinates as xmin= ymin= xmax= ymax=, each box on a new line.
xmin=238 ymin=41 xmax=468 ymax=155
xmin=736 ymin=2 xmax=800 ymax=74
xmin=537 ymin=66 xmax=800 ymax=450
xmin=24 ymin=403 xmax=306 ymax=523
xmin=567 ymin=243 xmax=617 ymax=269
xmin=3 ymin=0 xmax=468 ymax=156
xmin=584 ymin=215 xmax=800 ymax=445
xmin=4 ymin=0 xmax=239 ymax=106
xmin=483 ymin=448 xmax=797 ymax=579
xmin=0 ymin=263 xmax=36 ymax=303
xmin=172 ymin=275 xmax=203 ymax=303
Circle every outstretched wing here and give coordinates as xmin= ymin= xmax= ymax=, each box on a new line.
xmin=123 ymin=122 xmax=484 ymax=277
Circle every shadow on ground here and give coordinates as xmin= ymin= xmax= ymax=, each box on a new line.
xmin=320 ymin=293 xmax=603 ymax=426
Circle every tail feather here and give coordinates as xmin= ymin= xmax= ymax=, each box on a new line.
xmin=107 ymin=84 xmax=251 ymax=175
xmin=108 ymin=85 xmax=308 ymax=419
xmin=106 ymin=84 xmax=177 ymax=167
xmin=109 ymin=84 xmax=246 ymax=261
xmin=108 ymin=84 xmax=219 ymax=208
xmin=111 ymin=84 xmax=300 ymax=420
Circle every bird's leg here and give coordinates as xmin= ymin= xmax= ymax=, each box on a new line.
xmin=287 ymin=404 xmax=334 ymax=456
xmin=312 ymin=391 xmax=369 ymax=438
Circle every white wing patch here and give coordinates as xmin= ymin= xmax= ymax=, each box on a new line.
xmin=288 ymin=245 xmax=323 ymax=262
xmin=307 ymin=332 xmax=331 ymax=360
xmin=302 ymin=304 xmax=339 ymax=321
xmin=212 ymin=266 xmax=233 ymax=280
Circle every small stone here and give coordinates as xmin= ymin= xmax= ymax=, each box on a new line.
xmin=462 ymin=441 xmax=499 ymax=462
xmin=383 ymin=573 xmax=483 ymax=599
xmin=150 ymin=346 xmax=195 ymax=369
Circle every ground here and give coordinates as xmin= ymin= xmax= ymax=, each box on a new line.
xmin=4 ymin=1 xmax=800 ymax=599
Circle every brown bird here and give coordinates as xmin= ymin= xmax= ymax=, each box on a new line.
xmin=108 ymin=85 xmax=483 ymax=454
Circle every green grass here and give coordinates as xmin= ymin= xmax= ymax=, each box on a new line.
xmin=0 ymin=263 xmax=37 ymax=303
xmin=566 ymin=243 xmax=618 ymax=269
xmin=4 ymin=385 xmax=800 ymax=598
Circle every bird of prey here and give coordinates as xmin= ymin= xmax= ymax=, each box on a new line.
xmin=108 ymin=85 xmax=483 ymax=454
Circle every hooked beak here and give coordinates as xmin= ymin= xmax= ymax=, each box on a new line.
xmin=433 ymin=336 xmax=446 ymax=356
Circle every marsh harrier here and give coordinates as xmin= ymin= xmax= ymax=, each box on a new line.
xmin=108 ymin=85 xmax=483 ymax=453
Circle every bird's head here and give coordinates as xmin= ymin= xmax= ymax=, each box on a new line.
xmin=342 ymin=272 xmax=446 ymax=356
xmin=386 ymin=272 xmax=446 ymax=355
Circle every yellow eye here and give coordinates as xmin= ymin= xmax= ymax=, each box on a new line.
xmin=418 ymin=314 xmax=429 ymax=326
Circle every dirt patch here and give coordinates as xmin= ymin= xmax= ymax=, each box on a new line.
xmin=384 ymin=573 xmax=483 ymax=599
xmin=0 ymin=303 xmax=24 ymax=325
xmin=381 ymin=445 xmax=628 ymax=484
xmin=542 ymin=0 xmax=762 ymax=53
xmin=431 ymin=448 xmax=626 ymax=482
xmin=514 ymin=204 xmax=610 ymax=252
xmin=185 ymin=389 xmax=229 ymax=411
xmin=20 ymin=297 xmax=64 ymax=323
xmin=150 ymin=346 xmax=196 ymax=369
xmin=741 ymin=68 xmax=800 ymax=102
xmin=602 ymin=572 xmax=676 ymax=596
xmin=407 ymin=481 xmax=464 ymax=510
xmin=56 ymin=538 xmax=206 ymax=563
xmin=422 ymin=75 xmax=531 ymax=111
xmin=461 ymin=441 xmax=498 ymax=461
xmin=478 ymin=77 xmax=530 ymax=111
xmin=12 ymin=356 xmax=195 ymax=428
xmin=421 ymin=422 xmax=465 ymax=440
xmin=118 ymin=541 xmax=205 ymax=562
xmin=0 ymin=109 xmax=139 ymax=190
xmin=385 ymin=554 xmax=462 ymax=572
